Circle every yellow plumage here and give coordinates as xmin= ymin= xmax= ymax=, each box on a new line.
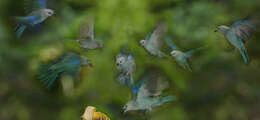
xmin=81 ymin=106 xmax=110 ymax=120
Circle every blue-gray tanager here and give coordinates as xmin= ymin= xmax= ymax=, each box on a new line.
xmin=116 ymin=50 xmax=136 ymax=87
xmin=215 ymin=16 xmax=259 ymax=64
xmin=76 ymin=17 xmax=103 ymax=50
xmin=38 ymin=52 xmax=92 ymax=89
xmin=15 ymin=0 xmax=55 ymax=38
xmin=123 ymin=72 xmax=175 ymax=113
xmin=140 ymin=21 xmax=168 ymax=58
xmin=165 ymin=36 xmax=206 ymax=71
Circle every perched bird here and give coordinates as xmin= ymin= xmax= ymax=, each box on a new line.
xmin=15 ymin=0 xmax=55 ymax=38
xmin=76 ymin=17 xmax=103 ymax=50
xmin=116 ymin=50 xmax=136 ymax=87
xmin=38 ymin=52 xmax=92 ymax=89
xmin=123 ymin=72 xmax=175 ymax=113
xmin=215 ymin=16 xmax=259 ymax=64
xmin=165 ymin=36 xmax=206 ymax=71
xmin=140 ymin=21 xmax=168 ymax=58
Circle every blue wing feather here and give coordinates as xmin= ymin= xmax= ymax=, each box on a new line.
xmin=164 ymin=36 xmax=179 ymax=50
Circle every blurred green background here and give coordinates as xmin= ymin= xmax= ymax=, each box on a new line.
xmin=1 ymin=0 xmax=260 ymax=120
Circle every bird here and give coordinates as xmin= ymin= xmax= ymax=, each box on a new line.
xmin=165 ymin=36 xmax=206 ymax=71
xmin=215 ymin=16 xmax=259 ymax=64
xmin=76 ymin=17 xmax=103 ymax=50
xmin=115 ymin=50 xmax=136 ymax=87
xmin=38 ymin=52 xmax=92 ymax=89
xmin=140 ymin=21 xmax=168 ymax=58
xmin=15 ymin=0 xmax=55 ymax=38
xmin=123 ymin=72 xmax=175 ymax=113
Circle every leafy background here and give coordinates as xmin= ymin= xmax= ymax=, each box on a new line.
xmin=0 ymin=0 xmax=260 ymax=120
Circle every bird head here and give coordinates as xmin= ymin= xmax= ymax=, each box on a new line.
xmin=215 ymin=25 xmax=230 ymax=34
xmin=116 ymin=55 xmax=127 ymax=67
xmin=170 ymin=50 xmax=182 ymax=57
xmin=43 ymin=9 xmax=55 ymax=17
xmin=140 ymin=40 xmax=147 ymax=46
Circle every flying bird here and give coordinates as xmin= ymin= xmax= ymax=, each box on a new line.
xmin=140 ymin=21 xmax=168 ymax=58
xmin=38 ymin=52 xmax=92 ymax=89
xmin=116 ymin=50 xmax=136 ymax=87
xmin=76 ymin=17 xmax=103 ymax=50
xmin=15 ymin=0 xmax=55 ymax=38
xmin=165 ymin=36 xmax=206 ymax=71
xmin=215 ymin=16 xmax=259 ymax=64
xmin=123 ymin=72 xmax=175 ymax=113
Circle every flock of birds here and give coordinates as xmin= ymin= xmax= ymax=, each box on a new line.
xmin=14 ymin=0 xmax=259 ymax=116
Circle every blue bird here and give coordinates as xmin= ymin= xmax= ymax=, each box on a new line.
xmin=123 ymin=72 xmax=175 ymax=113
xmin=38 ymin=52 xmax=92 ymax=89
xmin=76 ymin=17 xmax=103 ymax=50
xmin=165 ymin=36 xmax=206 ymax=71
xmin=140 ymin=21 xmax=168 ymax=58
xmin=215 ymin=16 xmax=259 ymax=64
xmin=15 ymin=0 xmax=54 ymax=38
xmin=116 ymin=50 xmax=136 ymax=87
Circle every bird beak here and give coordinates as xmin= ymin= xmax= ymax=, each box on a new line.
xmin=88 ymin=63 xmax=93 ymax=67
xmin=214 ymin=28 xmax=218 ymax=32
xmin=52 ymin=12 xmax=56 ymax=16
xmin=122 ymin=110 xmax=127 ymax=115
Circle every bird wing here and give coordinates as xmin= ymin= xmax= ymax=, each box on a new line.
xmin=14 ymin=16 xmax=39 ymax=25
xmin=24 ymin=0 xmax=47 ymax=13
xmin=147 ymin=21 xmax=167 ymax=49
xmin=185 ymin=46 xmax=207 ymax=58
xmin=136 ymin=74 xmax=169 ymax=100
xmin=79 ymin=17 xmax=95 ymax=41
xmin=231 ymin=16 xmax=258 ymax=43
xmin=127 ymin=54 xmax=136 ymax=73
xmin=164 ymin=36 xmax=179 ymax=50
xmin=145 ymin=32 xmax=152 ymax=40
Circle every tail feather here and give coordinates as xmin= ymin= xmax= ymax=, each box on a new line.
xmin=184 ymin=62 xmax=192 ymax=72
xmin=118 ymin=73 xmax=134 ymax=87
xmin=38 ymin=65 xmax=59 ymax=89
xmin=15 ymin=25 xmax=26 ymax=38
xmin=161 ymin=96 xmax=176 ymax=103
xmin=240 ymin=47 xmax=250 ymax=65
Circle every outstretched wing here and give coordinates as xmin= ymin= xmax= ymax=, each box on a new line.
xmin=232 ymin=16 xmax=259 ymax=43
xmin=24 ymin=0 xmax=47 ymax=13
xmin=185 ymin=46 xmax=207 ymax=57
xmin=135 ymin=73 xmax=169 ymax=101
xmin=127 ymin=54 xmax=136 ymax=73
xmin=79 ymin=17 xmax=94 ymax=41
xmin=164 ymin=36 xmax=179 ymax=50
xmin=147 ymin=21 xmax=167 ymax=49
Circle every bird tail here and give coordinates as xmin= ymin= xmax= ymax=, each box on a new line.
xmin=118 ymin=73 xmax=134 ymax=87
xmin=15 ymin=25 xmax=26 ymax=38
xmin=38 ymin=64 xmax=59 ymax=89
xmin=161 ymin=96 xmax=176 ymax=103
xmin=239 ymin=47 xmax=250 ymax=65
xmin=184 ymin=63 xmax=192 ymax=72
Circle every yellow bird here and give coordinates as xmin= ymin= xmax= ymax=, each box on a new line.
xmin=81 ymin=106 xmax=110 ymax=120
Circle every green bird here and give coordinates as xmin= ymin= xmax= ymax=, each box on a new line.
xmin=38 ymin=52 xmax=92 ymax=89
xmin=215 ymin=16 xmax=259 ymax=64
xmin=165 ymin=36 xmax=206 ymax=71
